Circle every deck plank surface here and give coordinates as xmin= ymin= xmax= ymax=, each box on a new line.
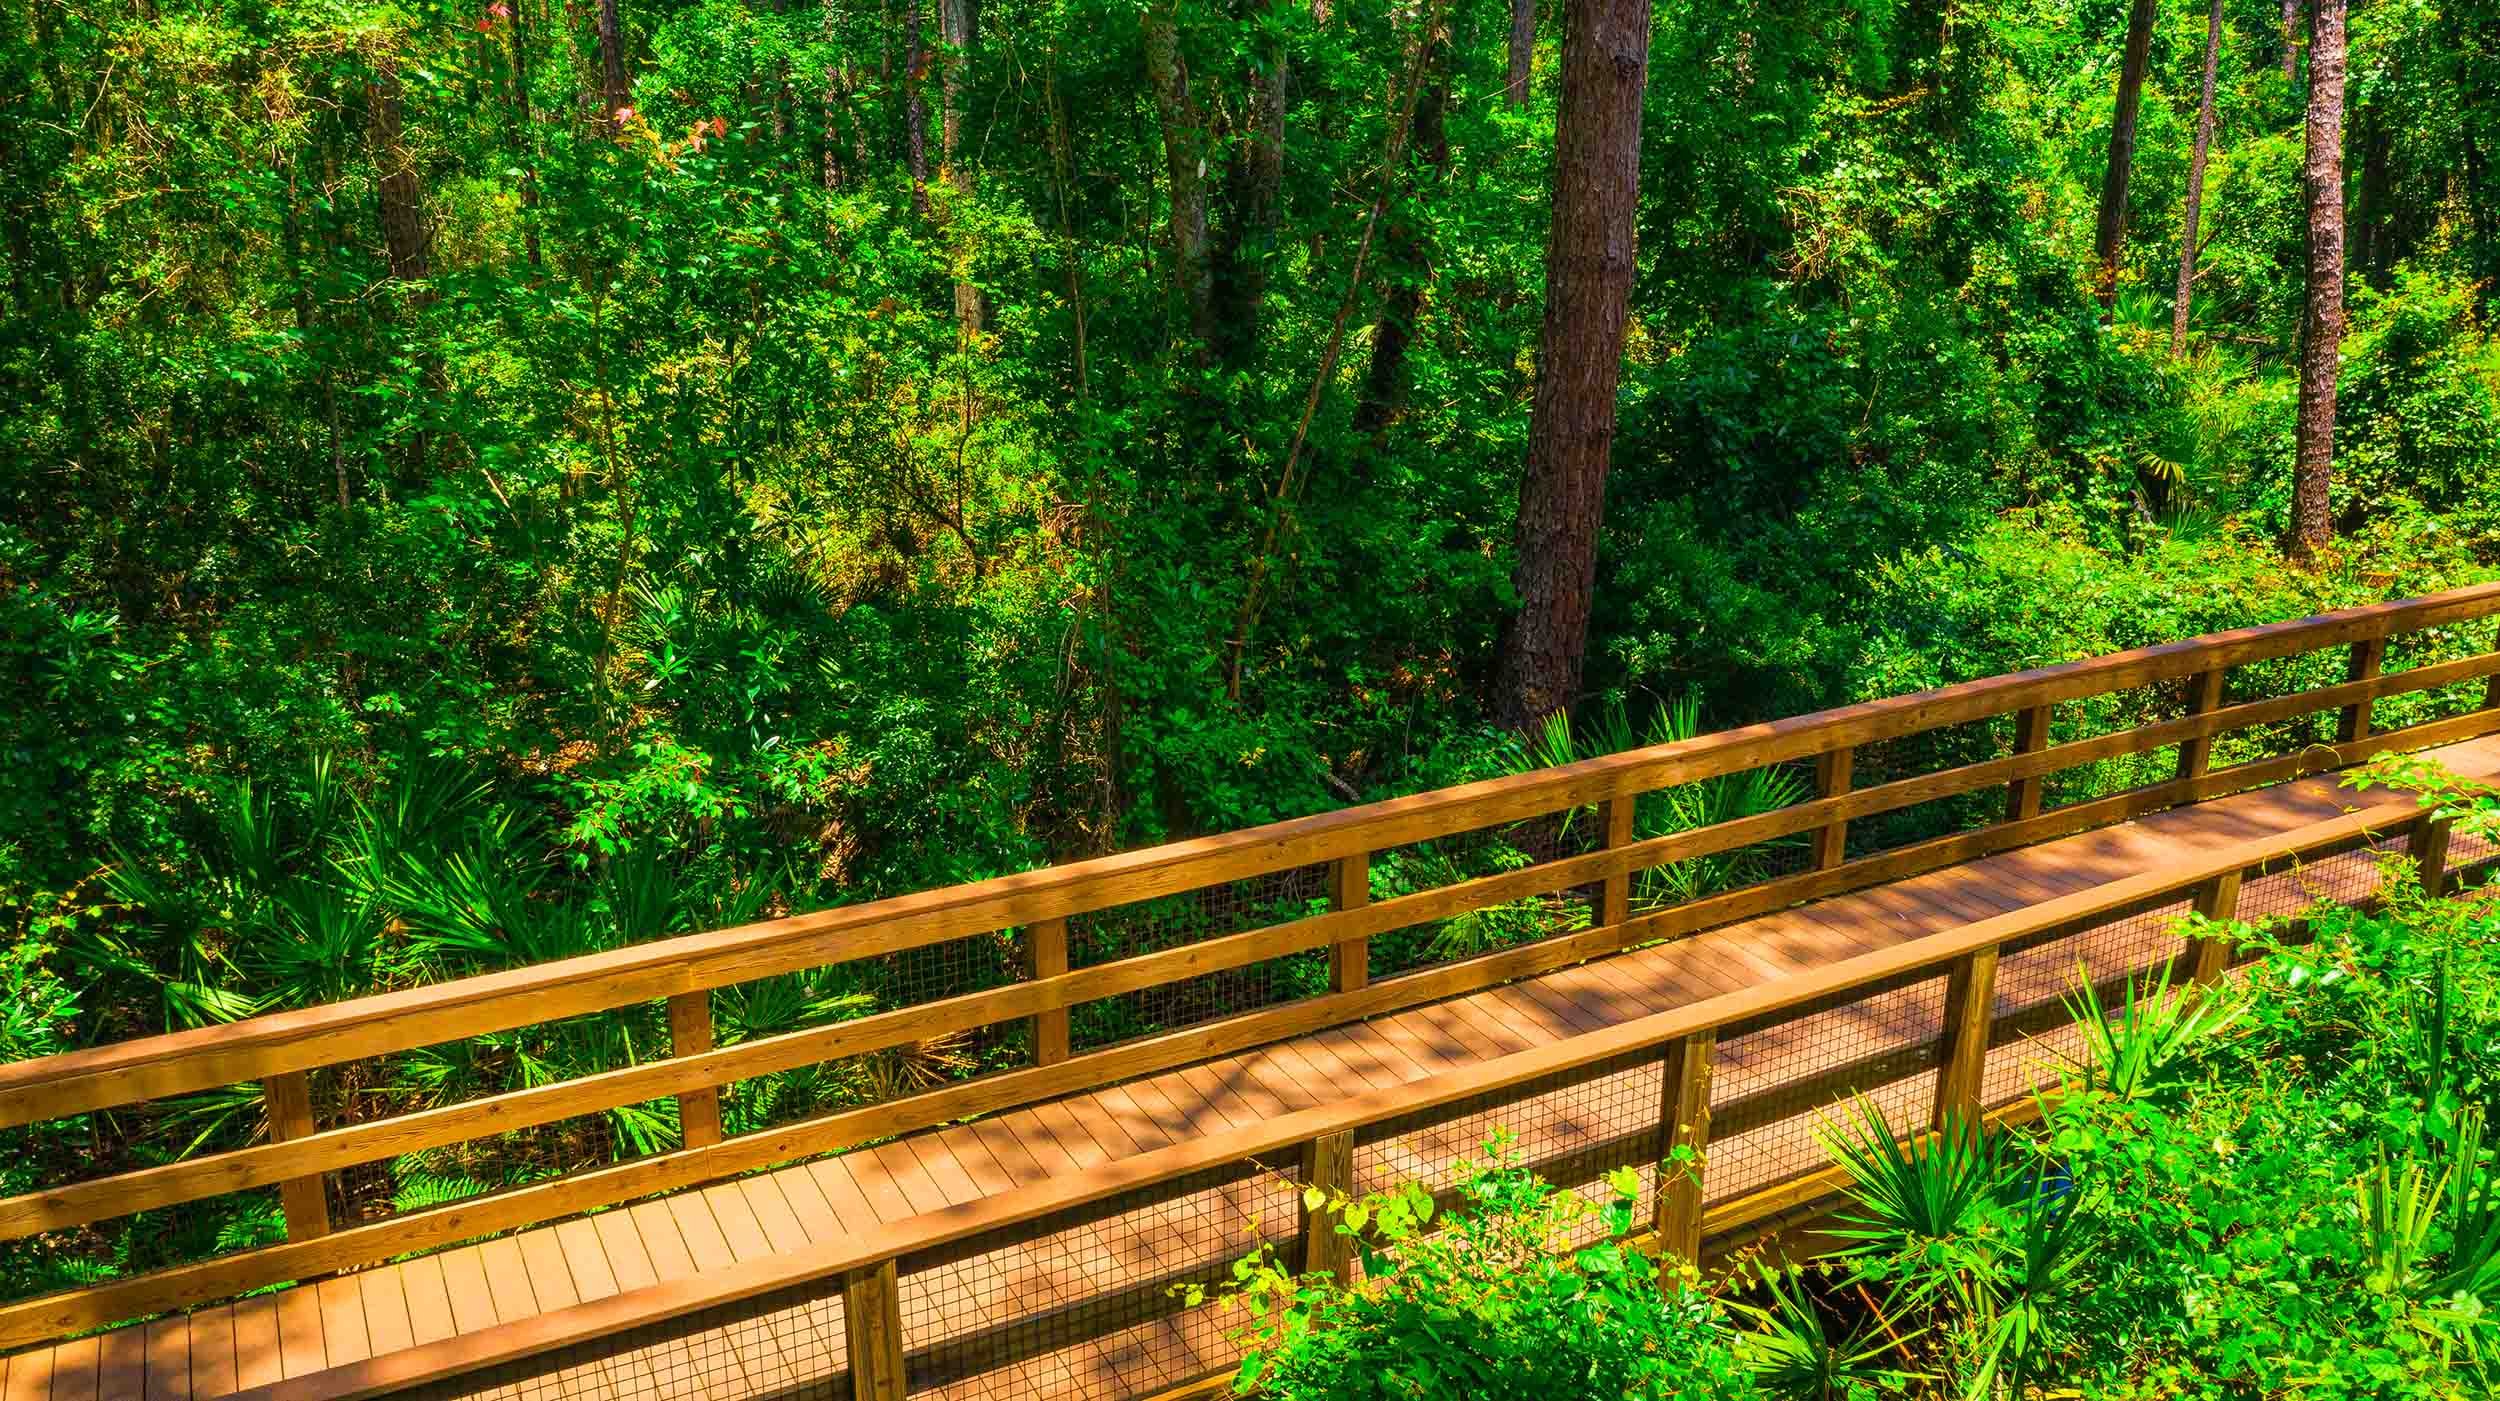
xmin=25 ymin=734 xmax=2500 ymax=1400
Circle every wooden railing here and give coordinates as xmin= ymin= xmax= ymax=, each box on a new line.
xmin=226 ymin=796 xmax=2481 ymax=1401
xmin=2 ymin=584 xmax=2499 ymax=1352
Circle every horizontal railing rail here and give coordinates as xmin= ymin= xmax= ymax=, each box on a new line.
xmin=221 ymin=797 xmax=2481 ymax=1401
xmin=1 ymin=583 xmax=2497 ymax=1348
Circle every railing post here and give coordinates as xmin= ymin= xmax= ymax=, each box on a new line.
xmin=667 ymin=990 xmax=724 ymax=1149
xmin=2185 ymin=870 xmax=2243 ymax=986
xmin=1931 ymin=949 xmax=1999 ymax=1130
xmin=1598 ymin=796 xmax=1637 ymax=927
xmin=2005 ymin=704 xmax=2054 ymax=823
xmin=2177 ymin=666 xmax=2226 ymax=787
xmin=1813 ymin=748 xmax=1854 ymax=871
xmin=843 ymin=1257 xmax=906 ymax=1401
xmin=1652 ymin=1031 xmax=1714 ymax=1270
xmin=263 ymin=1070 xmax=330 ymax=1241
xmin=1300 ymin=1129 xmax=1355 ymax=1282
xmin=2413 ymin=814 xmax=2454 ymax=899
xmin=1028 ymin=917 xmax=1070 ymax=1067
xmin=2339 ymin=636 xmax=2388 ymax=745
xmin=1330 ymin=853 xmax=1371 ymax=993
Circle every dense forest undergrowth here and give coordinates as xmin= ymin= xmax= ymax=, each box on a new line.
xmin=9 ymin=0 xmax=2500 ymax=1303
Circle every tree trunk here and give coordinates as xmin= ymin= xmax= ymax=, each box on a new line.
xmin=1142 ymin=0 xmax=1216 ymax=356
xmin=1493 ymin=0 xmax=1651 ymax=731
xmin=1215 ymin=0 xmax=1287 ymax=364
xmin=822 ymin=0 xmax=845 ymax=190
xmin=905 ymin=0 xmax=931 ymax=217
xmin=2093 ymin=0 xmax=2159 ymax=311
xmin=1355 ymin=17 xmax=1451 ymax=444
xmin=2170 ymin=0 xmax=2221 ymax=357
xmin=369 ymin=53 xmax=433 ymax=284
xmin=2353 ymin=104 xmax=2389 ymax=282
xmin=2281 ymin=0 xmax=2301 ymax=82
xmin=1505 ymin=0 xmax=1536 ymax=108
xmin=940 ymin=0 xmax=983 ymax=328
xmin=2290 ymin=0 xmax=2347 ymax=563
xmin=507 ymin=0 xmax=542 ymax=267
xmin=596 ymin=0 xmax=631 ymax=123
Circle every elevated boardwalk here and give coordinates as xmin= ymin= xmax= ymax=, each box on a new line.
xmin=5 ymin=588 xmax=2500 ymax=1400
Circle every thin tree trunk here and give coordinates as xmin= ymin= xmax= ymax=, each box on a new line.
xmin=508 ymin=0 xmax=543 ymax=266
xmin=596 ymin=0 xmax=631 ymax=123
xmin=2281 ymin=0 xmax=2301 ymax=82
xmin=369 ymin=53 xmax=433 ymax=284
xmin=2291 ymin=0 xmax=2347 ymax=563
xmin=939 ymin=0 xmax=983 ymax=327
xmin=1215 ymin=0 xmax=1287 ymax=364
xmin=1493 ymin=0 xmax=1651 ymax=730
xmin=905 ymin=0 xmax=931 ymax=217
xmin=1355 ymin=16 xmax=1451 ymax=444
xmin=1045 ymin=54 xmax=1089 ymax=399
xmin=1142 ymin=0 xmax=1215 ymax=356
xmin=1505 ymin=0 xmax=1536 ymax=108
xmin=2094 ymin=0 xmax=2159 ymax=311
xmin=822 ymin=0 xmax=845 ymax=190
xmin=2353 ymin=105 xmax=2389 ymax=281
xmin=2171 ymin=0 xmax=2222 ymax=357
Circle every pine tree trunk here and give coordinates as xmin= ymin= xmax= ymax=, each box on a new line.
xmin=2281 ymin=0 xmax=2301 ymax=82
xmin=2291 ymin=0 xmax=2346 ymax=563
xmin=2170 ymin=0 xmax=2221 ymax=357
xmin=822 ymin=0 xmax=845 ymax=191
xmin=940 ymin=0 xmax=983 ymax=327
xmin=905 ymin=0 xmax=931 ymax=217
xmin=596 ymin=0 xmax=631 ymax=123
xmin=1355 ymin=17 xmax=1451 ymax=444
xmin=1215 ymin=0 xmax=1287 ymax=364
xmin=2093 ymin=0 xmax=2159 ymax=311
xmin=1493 ymin=0 xmax=1651 ymax=731
xmin=369 ymin=53 xmax=433 ymax=284
xmin=1142 ymin=0 xmax=1215 ymax=356
xmin=508 ymin=0 xmax=543 ymax=267
xmin=1506 ymin=0 xmax=1536 ymax=108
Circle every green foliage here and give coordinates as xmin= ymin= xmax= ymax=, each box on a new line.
xmin=1215 ymin=1139 xmax=1764 ymax=1400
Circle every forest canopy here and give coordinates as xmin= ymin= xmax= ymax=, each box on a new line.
xmin=6 ymin=0 xmax=2500 ymax=1056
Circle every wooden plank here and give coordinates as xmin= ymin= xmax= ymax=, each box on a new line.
xmin=231 ymin=1298 xmax=281 ymax=1390
xmin=1931 ymin=949 xmax=1999 ymax=1128
xmin=1599 ymin=796 xmax=1638 ymax=927
xmin=0 ymin=1346 xmax=49 ymax=1401
xmin=1813 ymin=748 xmax=1854 ymax=870
xmin=142 ymin=1316 xmax=188 ymax=1401
xmin=2005 ymin=704 xmax=2054 ymax=822
xmin=1653 ymin=1033 xmax=1714 ymax=1266
xmin=2340 ymin=637 xmax=2389 ymax=745
xmin=46 ymin=1335 xmax=97 ymax=1401
xmin=397 ymin=1257 xmax=459 ymax=1348
xmin=12 ymin=587 xmax=2495 ymax=1137
xmin=1028 ymin=918 xmax=1071 ymax=1068
xmin=93 ymin=1325 xmax=144 ymax=1401
xmin=314 ymin=1277 xmax=371 ymax=1367
xmin=356 ymin=1265 xmax=416 ymax=1359
xmin=187 ymin=1308 xmax=238 ymax=1400
xmin=668 ymin=992 xmax=724 ymax=1151
xmin=262 ymin=1071 xmax=328 ymax=1242
xmin=1330 ymin=853 xmax=1371 ymax=993
xmin=592 ymin=1209 xmax=663 ymax=1293
xmin=474 ymin=1238 xmax=541 ymax=1325
xmin=842 ymin=1259 xmax=905 ymax=1401
xmin=271 ymin=1285 xmax=324 ymax=1378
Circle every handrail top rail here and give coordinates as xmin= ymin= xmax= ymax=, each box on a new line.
xmin=6 ymin=582 xmax=2493 ymax=1122
xmin=224 ymin=793 xmax=2443 ymax=1401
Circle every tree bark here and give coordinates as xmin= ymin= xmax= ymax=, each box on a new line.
xmin=368 ymin=52 xmax=432 ymax=284
xmin=1493 ymin=0 xmax=1651 ymax=731
xmin=1355 ymin=17 xmax=1451 ymax=444
xmin=507 ymin=0 xmax=542 ymax=267
xmin=2290 ymin=0 xmax=2346 ymax=563
xmin=1505 ymin=0 xmax=1536 ymax=108
xmin=596 ymin=0 xmax=631 ymax=123
xmin=2170 ymin=0 xmax=2221 ymax=357
xmin=2281 ymin=0 xmax=2301 ymax=82
xmin=2093 ymin=0 xmax=2159 ymax=311
xmin=1215 ymin=0 xmax=1287 ymax=364
xmin=905 ymin=0 xmax=931 ymax=217
xmin=1142 ymin=0 xmax=1216 ymax=356
xmin=939 ymin=0 xmax=983 ymax=328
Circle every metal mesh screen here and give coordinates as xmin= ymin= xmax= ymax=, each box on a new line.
xmin=2239 ymin=832 xmax=2404 ymax=928
xmin=1368 ymin=813 xmax=1599 ymax=980
xmin=1705 ymin=971 xmax=1948 ymax=1203
xmin=1067 ymin=865 xmax=1332 ymax=1051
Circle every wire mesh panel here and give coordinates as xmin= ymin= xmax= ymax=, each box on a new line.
xmin=2379 ymin=625 xmax=2498 ymax=731
xmin=1368 ymin=812 xmax=1600 ymax=981
xmin=2044 ymin=679 xmax=2192 ymax=809
xmin=892 ymin=1157 xmax=1299 ymax=1400
xmin=403 ymin=1269 xmax=850 ymax=1401
xmin=1352 ymin=1054 xmax=1663 ymax=1236
xmin=1703 ymin=972 xmax=1949 ymax=1204
xmin=2239 ymin=832 xmax=2407 ymax=927
xmin=1066 ymin=864 xmax=1332 ymax=1053
xmin=1992 ymin=894 xmax=2195 ymax=1027
xmin=1845 ymin=713 xmax=2019 ymax=857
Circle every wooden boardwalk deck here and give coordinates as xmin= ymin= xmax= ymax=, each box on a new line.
xmin=15 ymin=735 xmax=2499 ymax=1401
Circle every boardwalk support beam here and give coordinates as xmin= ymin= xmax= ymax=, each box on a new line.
xmin=2178 ymin=667 xmax=2226 ymax=786
xmin=844 ymin=1257 xmax=906 ymax=1401
xmin=2006 ymin=705 xmax=2054 ymax=822
xmin=265 ymin=1071 xmax=329 ymax=1241
xmin=1600 ymin=797 xmax=1638 ymax=927
xmin=1301 ymin=1130 xmax=1355 ymax=1282
xmin=1029 ymin=917 xmax=1070 ymax=1066
xmin=2414 ymin=815 xmax=2454 ymax=899
xmin=2185 ymin=869 xmax=2243 ymax=986
xmin=1814 ymin=748 xmax=1854 ymax=871
xmin=1932 ymin=949 xmax=1999 ymax=1128
xmin=1331 ymin=854 xmax=1371 ymax=993
xmin=1653 ymin=1031 xmax=1714 ymax=1269
xmin=668 ymin=991 xmax=723 ymax=1150
xmin=2340 ymin=638 xmax=2388 ymax=745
